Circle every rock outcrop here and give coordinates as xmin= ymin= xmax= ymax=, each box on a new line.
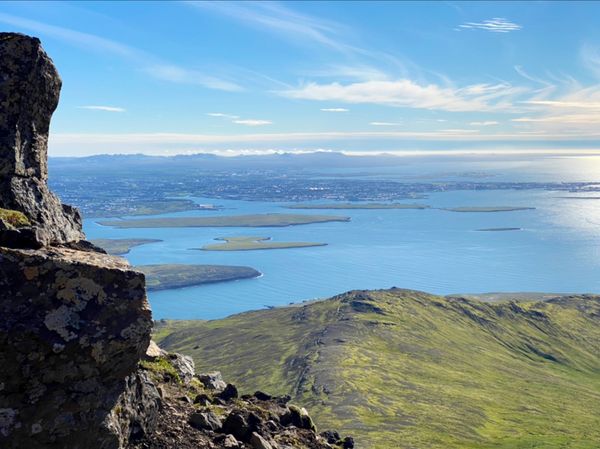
xmin=0 ymin=32 xmax=83 ymax=247
xmin=0 ymin=246 xmax=152 ymax=448
xmin=0 ymin=32 xmax=154 ymax=448
xmin=0 ymin=32 xmax=348 ymax=449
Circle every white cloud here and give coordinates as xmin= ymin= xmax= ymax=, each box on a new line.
xmin=469 ymin=121 xmax=499 ymax=126
xmin=522 ymin=100 xmax=600 ymax=109
xmin=233 ymin=119 xmax=273 ymax=126
xmin=370 ymin=122 xmax=401 ymax=126
xmin=321 ymin=108 xmax=349 ymax=112
xmin=458 ymin=18 xmax=522 ymax=33
xmin=207 ymin=113 xmax=240 ymax=119
xmin=279 ymin=79 xmax=527 ymax=112
xmin=78 ymin=105 xmax=125 ymax=112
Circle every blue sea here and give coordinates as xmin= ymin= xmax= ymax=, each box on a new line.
xmin=84 ymin=156 xmax=600 ymax=320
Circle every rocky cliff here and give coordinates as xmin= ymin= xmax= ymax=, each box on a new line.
xmin=0 ymin=32 xmax=347 ymax=449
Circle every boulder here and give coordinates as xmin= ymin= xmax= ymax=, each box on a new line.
xmin=167 ymin=353 xmax=195 ymax=385
xmin=0 ymin=246 xmax=152 ymax=448
xmin=189 ymin=411 xmax=222 ymax=432
xmin=250 ymin=432 xmax=273 ymax=449
xmin=197 ymin=371 xmax=227 ymax=391
xmin=221 ymin=412 xmax=250 ymax=441
xmin=218 ymin=384 xmax=239 ymax=402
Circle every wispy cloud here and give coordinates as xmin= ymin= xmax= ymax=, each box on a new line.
xmin=469 ymin=121 xmax=499 ymax=126
xmin=321 ymin=108 xmax=349 ymax=112
xmin=145 ymin=64 xmax=242 ymax=92
xmin=78 ymin=105 xmax=125 ymax=112
xmin=279 ymin=79 xmax=527 ymax=112
xmin=457 ymin=18 xmax=522 ymax=33
xmin=187 ymin=1 xmax=352 ymax=53
xmin=207 ymin=112 xmax=240 ymax=119
xmin=0 ymin=12 xmax=242 ymax=92
xmin=370 ymin=122 xmax=402 ymax=126
xmin=233 ymin=119 xmax=272 ymax=126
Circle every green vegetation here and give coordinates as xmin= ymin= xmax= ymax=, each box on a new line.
xmin=198 ymin=236 xmax=327 ymax=251
xmin=137 ymin=264 xmax=260 ymax=291
xmin=99 ymin=213 xmax=350 ymax=229
xmin=476 ymin=227 xmax=521 ymax=232
xmin=91 ymin=238 xmax=162 ymax=255
xmin=156 ymin=289 xmax=600 ymax=449
xmin=444 ymin=206 xmax=535 ymax=212
xmin=286 ymin=203 xmax=429 ymax=210
xmin=0 ymin=208 xmax=30 ymax=228
xmin=139 ymin=357 xmax=182 ymax=384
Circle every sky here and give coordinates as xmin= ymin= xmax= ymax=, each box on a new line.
xmin=2 ymin=1 xmax=600 ymax=157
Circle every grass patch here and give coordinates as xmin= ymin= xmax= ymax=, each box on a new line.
xmin=0 ymin=208 xmax=30 ymax=228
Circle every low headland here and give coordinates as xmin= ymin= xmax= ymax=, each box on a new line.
xmin=91 ymin=238 xmax=162 ymax=255
xmin=137 ymin=263 xmax=261 ymax=291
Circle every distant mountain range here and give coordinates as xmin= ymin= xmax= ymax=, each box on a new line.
xmin=156 ymin=289 xmax=600 ymax=449
xmin=49 ymin=151 xmax=413 ymax=174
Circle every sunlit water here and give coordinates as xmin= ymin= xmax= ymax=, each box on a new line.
xmin=85 ymin=186 xmax=600 ymax=320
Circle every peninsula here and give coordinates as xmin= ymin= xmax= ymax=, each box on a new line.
xmin=137 ymin=264 xmax=261 ymax=290
xmin=91 ymin=238 xmax=162 ymax=255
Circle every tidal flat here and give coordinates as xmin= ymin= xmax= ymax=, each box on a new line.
xmin=198 ymin=236 xmax=327 ymax=251
xmin=476 ymin=227 xmax=522 ymax=232
xmin=444 ymin=206 xmax=535 ymax=212
xmin=286 ymin=203 xmax=429 ymax=210
xmin=98 ymin=213 xmax=350 ymax=228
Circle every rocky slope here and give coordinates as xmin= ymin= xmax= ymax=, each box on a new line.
xmin=0 ymin=32 xmax=346 ymax=449
xmin=156 ymin=289 xmax=600 ymax=449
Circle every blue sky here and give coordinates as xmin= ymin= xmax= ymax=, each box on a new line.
xmin=2 ymin=1 xmax=600 ymax=156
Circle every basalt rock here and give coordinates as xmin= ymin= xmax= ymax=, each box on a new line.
xmin=0 ymin=32 xmax=84 ymax=247
xmin=0 ymin=246 xmax=153 ymax=448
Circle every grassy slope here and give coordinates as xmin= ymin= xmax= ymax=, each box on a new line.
xmin=156 ymin=289 xmax=600 ymax=449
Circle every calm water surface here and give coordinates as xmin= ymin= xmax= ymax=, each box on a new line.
xmin=85 ymin=186 xmax=600 ymax=319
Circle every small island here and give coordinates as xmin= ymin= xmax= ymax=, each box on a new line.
xmin=98 ymin=213 xmax=350 ymax=229
xmin=91 ymin=238 xmax=162 ymax=255
xmin=476 ymin=228 xmax=522 ymax=232
xmin=286 ymin=203 xmax=429 ymax=210
xmin=198 ymin=236 xmax=327 ymax=251
xmin=136 ymin=264 xmax=261 ymax=291
xmin=443 ymin=206 xmax=535 ymax=213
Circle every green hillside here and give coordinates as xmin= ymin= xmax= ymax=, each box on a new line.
xmin=155 ymin=289 xmax=600 ymax=449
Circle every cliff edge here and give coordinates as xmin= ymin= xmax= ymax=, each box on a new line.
xmin=0 ymin=32 xmax=348 ymax=449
